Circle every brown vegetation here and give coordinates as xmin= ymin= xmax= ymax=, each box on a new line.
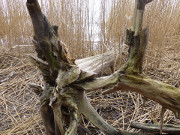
xmin=0 ymin=0 xmax=180 ymax=134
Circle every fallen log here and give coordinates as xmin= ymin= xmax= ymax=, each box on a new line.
xmin=131 ymin=122 xmax=180 ymax=134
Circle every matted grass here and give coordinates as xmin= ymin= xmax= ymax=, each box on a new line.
xmin=0 ymin=0 xmax=180 ymax=134
xmin=0 ymin=43 xmax=179 ymax=134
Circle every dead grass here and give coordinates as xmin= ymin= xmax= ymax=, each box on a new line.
xmin=106 ymin=0 xmax=180 ymax=70
xmin=0 ymin=46 xmax=179 ymax=135
xmin=0 ymin=50 xmax=44 ymax=135
xmin=0 ymin=0 xmax=180 ymax=134
xmin=0 ymin=0 xmax=101 ymax=58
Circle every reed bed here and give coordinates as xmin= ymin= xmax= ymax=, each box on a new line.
xmin=0 ymin=49 xmax=179 ymax=135
xmin=106 ymin=0 xmax=180 ymax=70
xmin=0 ymin=0 xmax=180 ymax=134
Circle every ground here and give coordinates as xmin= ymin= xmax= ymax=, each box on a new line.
xmin=0 ymin=41 xmax=179 ymax=134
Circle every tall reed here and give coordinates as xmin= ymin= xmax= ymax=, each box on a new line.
xmin=0 ymin=0 xmax=179 ymax=64
xmin=0 ymin=0 xmax=99 ymax=58
xmin=105 ymin=0 xmax=180 ymax=69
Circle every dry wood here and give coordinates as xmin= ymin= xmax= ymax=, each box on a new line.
xmin=26 ymin=0 xmax=123 ymax=134
xmin=75 ymin=70 xmax=180 ymax=113
xmin=75 ymin=51 xmax=117 ymax=74
xmin=131 ymin=122 xmax=180 ymax=134
xmin=27 ymin=0 xmax=180 ymax=134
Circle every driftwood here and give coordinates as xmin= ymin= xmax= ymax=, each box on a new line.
xmin=27 ymin=0 xmax=180 ymax=134
xmin=131 ymin=122 xmax=180 ymax=135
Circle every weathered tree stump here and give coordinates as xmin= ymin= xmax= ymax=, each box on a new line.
xmin=27 ymin=0 xmax=180 ymax=134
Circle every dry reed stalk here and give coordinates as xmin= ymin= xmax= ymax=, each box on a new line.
xmin=0 ymin=49 xmax=179 ymax=134
xmin=106 ymin=0 xmax=180 ymax=70
xmin=0 ymin=0 xmax=180 ymax=134
xmin=0 ymin=0 xmax=97 ymax=58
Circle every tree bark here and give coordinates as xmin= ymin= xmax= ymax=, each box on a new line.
xmin=27 ymin=0 xmax=180 ymax=135
xmin=131 ymin=122 xmax=180 ymax=134
xmin=73 ymin=0 xmax=180 ymax=115
xmin=26 ymin=0 xmax=131 ymax=134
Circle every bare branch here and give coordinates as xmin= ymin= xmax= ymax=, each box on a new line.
xmin=75 ymin=51 xmax=118 ymax=74
xmin=52 ymin=100 xmax=65 ymax=135
xmin=131 ymin=122 xmax=180 ymax=134
xmin=29 ymin=83 xmax=43 ymax=95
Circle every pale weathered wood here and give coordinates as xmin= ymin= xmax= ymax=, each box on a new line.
xmin=132 ymin=0 xmax=153 ymax=36
xmin=66 ymin=88 xmax=120 ymax=135
xmin=103 ymin=0 xmax=180 ymax=116
xmin=27 ymin=0 xmax=128 ymax=134
xmin=27 ymin=0 xmax=180 ymax=134
xmin=74 ymin=70 xmax=120 ymax=91
xmin=75 ymin=51 xmax=118 ymax=74
xmin=29 ymin=83 xmax=43 ymax=95
xmin=131 ymin=122 xmax=180 ymax=134
xmin=74 ymin=71 xmax=180 ymax=113
xmin=73 ymin=0 xmax=180 ymax=116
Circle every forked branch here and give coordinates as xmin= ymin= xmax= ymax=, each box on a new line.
xmin=26 ymin=0 xmax=126 ymax=134
xmin=27 ymin=0 xmax=180 ymax=135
